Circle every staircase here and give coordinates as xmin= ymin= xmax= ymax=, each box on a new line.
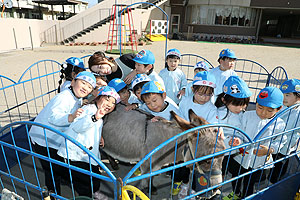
xmin=40 ymin=0 xmax=168 ymax=45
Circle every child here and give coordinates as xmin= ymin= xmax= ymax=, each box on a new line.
xmin=57 ymin=86 xmax=120 ymax=198
xmin=29 ymin=71 xmax=96 ymax=195
xmin=140 ymin=81 xmax=180 ymax=121
xmin=131 ymin=73 xmax=151 ymax=105
xmin=108 ymin=78 xmax=138 ymax=110
xmin=159 ymin=49 xmax=187 ymax=104
xmin=185 ymin=61 xmax=211 ymax=98
xmin=214 ymin=76 xmax=252 ymax=177
xmin=132 ymin=49 xmax=165 ymax=89
xmin=58 ymin=57 xmax=85 ymax=92
xmin=209 ymin=49 xmax=238 ymax=97
xmin=224 ymin=87 xmax=286 ymax=199
xmin=179 ymin=71 xmax=218 ymax=123
xmin=175 ymin=71 xmax=218 ymax=198
xmin=269 ymin=79 xmax=300 ymax=183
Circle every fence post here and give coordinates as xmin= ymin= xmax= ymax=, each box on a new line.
xmin=55 ymin=24 xmax=58 ymax=45
xmin=13 ymin=28 xmax=18 ymax=49
xmin=29 ymin=26 xmax=34 ymax=50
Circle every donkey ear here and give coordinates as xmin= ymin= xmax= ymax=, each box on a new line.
xmin=170 ymin=111 xmax=193 ymax=131
xmin=188 ymin=109 xmax=209 ymax=126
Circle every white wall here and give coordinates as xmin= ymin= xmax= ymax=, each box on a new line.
xmin=0 ymin=19 xmax=58 ymax=52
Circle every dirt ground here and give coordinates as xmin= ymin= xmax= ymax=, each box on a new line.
xmin=0 ymin=40 xmax=299 ymax=80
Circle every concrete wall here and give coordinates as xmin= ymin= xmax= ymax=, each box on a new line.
xmin=0 ymin=19 xmax=58 ymax=52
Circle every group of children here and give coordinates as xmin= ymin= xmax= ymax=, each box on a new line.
xmin=28 ymin=47 xmax=300 ymax=200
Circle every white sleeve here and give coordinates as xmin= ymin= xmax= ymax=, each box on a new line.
xmin=180 ymin=72 xmax=187 ymax=90
xmin=48 ymin=95 xmax=73 ymax=127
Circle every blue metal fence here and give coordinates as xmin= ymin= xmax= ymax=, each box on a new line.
xmin=0 ymin=121 xmax=118 ymax=199
xmin=0 ymin=55 xmax=299 ymax=199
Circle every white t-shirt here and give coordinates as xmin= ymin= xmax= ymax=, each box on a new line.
xmin=57 ymin=104 xmax=103 ymax=166
xmin=209 ymin=66 xmax=237 ymax=96
xmin=29 ymin=88 xmax=82 ymax=149
xmin=159 ymin=68 xmax=187 ymax=104
xmin=140 ymin=101 xmax=181 ymax=121
xmin=234 ymin=110 xmax=286 ymax=169
xmin=179 ymin=95 xmax=218 ymax=123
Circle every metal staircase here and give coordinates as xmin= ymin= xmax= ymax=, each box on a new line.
xmin=61 ymin=0 xmax=167 ymax=45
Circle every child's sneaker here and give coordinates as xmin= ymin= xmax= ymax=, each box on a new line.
xmin=133 ymin=168 xmax=141 ymax=176
xmin=178 ymin=183 xmax=196 ymax=200
xmin=171 ymin=181 xmax=182 ymax=195
xmin=222 ymin=191 xmax=241 ymax=200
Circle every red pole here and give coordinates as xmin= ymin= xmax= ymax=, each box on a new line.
xmin=106 ymin=5 xmax=114 ymax=52
xmin=129 ymin=7 xmax=138 ymax=52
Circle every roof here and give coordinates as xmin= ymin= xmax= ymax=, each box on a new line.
xmin=32 ymin=0 xmax=88 ymax=5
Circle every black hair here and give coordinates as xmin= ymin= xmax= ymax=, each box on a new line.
xmin=166 ymin=55 xmax=180 ymax=60
xmin=58 ymin=63 xmax=85 ymax=93
xmin=192 ymin=85 xmax=214 ymax=95
xmin=293 ymin=92 xmax=300 ymax=99
xmin=141 ymin=93 xmax=163 ymax=103
xmin=215 ymin=92 xmax=250 ymax=119
xmin=133 ymin=81 xmax=148 ymax=93
xmin=145 ymin=64 xmax=154 ymax=75
xmin=217 ymin=56 xmax=236 ymax=63
xmin=118 ymin=86 xmax=129 ymax=94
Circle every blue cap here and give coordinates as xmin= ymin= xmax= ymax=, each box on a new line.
xmin=193 ymin=61 xmax=210 ymax=71
xmin=141 ymin=81 xmax=165 ymax=95
xmin=166 ymin=48 xmax=181 ymax=58
xmin=257 ymin=87 xmax=283 ymax=109
xmin=131 ymin=74 xmax=151 ymax=89
xmin=132 ymin=50 xmax=155 ymax=65
xmin=108 ymin=78 xmax=127 ymax=93
xmin=65 ymin=57 xmax=85 ymax=69
xmin=75 ymin=71 xmax=96 ymax=88
xmin=97 ymin=86 xmax=120 ymax=104
xmin=223 ymin=76 xmax=252 ymax=98
xmin=280 ymin=79 xmax=300 ymax=93
xmin=192 ymin=71 xmax=216 ymax=88
xmin=219 ymin=49 xmax=237 ymax=59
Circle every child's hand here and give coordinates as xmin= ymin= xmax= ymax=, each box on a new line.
xmin=151 ymin=116 xmax=164 ymax=122
xmin=68 ymin=108 xmax=84 ymax=122
xmin=124 ymin=104 xmax=138 ymax=111
xmin=178 ymin=89 xmax=186 ymax=97
xmin=229 ymin=137 xmax=241 ymax=147
xmin=124 ymin=70 xmax=137 ymax=84
xmin=253 ymin=145 xmax=274 ymax=157
xmin=82 ymin=99 xmax=89 ymax=106
xmin=100 ymin=136 xmax=105 ymax=148
xmin=95 ymin=107 xmax=106 ymax=120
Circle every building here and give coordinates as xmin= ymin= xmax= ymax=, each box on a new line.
xmin=1 ymin=0 xmax=88 ymax=20
xmin=169 ymin=0 xmax=300 ymax=44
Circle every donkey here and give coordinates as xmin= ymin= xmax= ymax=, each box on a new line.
xmin=102 ymin=103 xmax=225 ymax=193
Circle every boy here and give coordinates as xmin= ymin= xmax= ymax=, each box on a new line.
xmin=159 ymin=49 xmax=187 ymax=104
xmin=268 ymin=79 xmax=300 ymax=183
xmin=179 ymin=71 xmax=218 ymax=123
xmin=225 ymin=87 xmax=286 ymax=199
xmin=210 ymin=48 xmax=238 ymax=97
xmin=132 ymin=49 xmax=165 ymax=89
xmin=185 ymin=61 xmax=211 ymax=98
xmin=140 ymin=81 xmax=181 ymax=121
xmin=108 ymin=78 xmax=138 ymax=110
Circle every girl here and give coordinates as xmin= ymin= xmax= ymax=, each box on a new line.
xmin=57 ymin=86 xmax=120 ymax=198
xmin=214 ymin=76 xmax=252 ymax=179
xmin=159 ymin=48 xmax=187 ymax=104
xmin=58 ymin=57 xmax=85 ymax=92
xmin=29 ymin=71 xmax=96 ymax=195
xmin=88 ymin=51 xmax=137 ymax=83
xmin=269 ymin=79 xmax=300 ymax=183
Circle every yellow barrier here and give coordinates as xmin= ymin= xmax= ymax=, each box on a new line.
xmin=122 ymin=185 xmax=150 ymax=200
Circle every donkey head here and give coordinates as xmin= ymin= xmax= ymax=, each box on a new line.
xmin=171 ymin=109 xmax=225 ymax=186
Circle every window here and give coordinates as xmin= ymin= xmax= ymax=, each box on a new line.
xmin=186 ymin=5 xmax=258 ymax=27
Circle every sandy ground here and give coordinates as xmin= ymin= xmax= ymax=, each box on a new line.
xmin=0 ymin=40 xmax=299 ymax=80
